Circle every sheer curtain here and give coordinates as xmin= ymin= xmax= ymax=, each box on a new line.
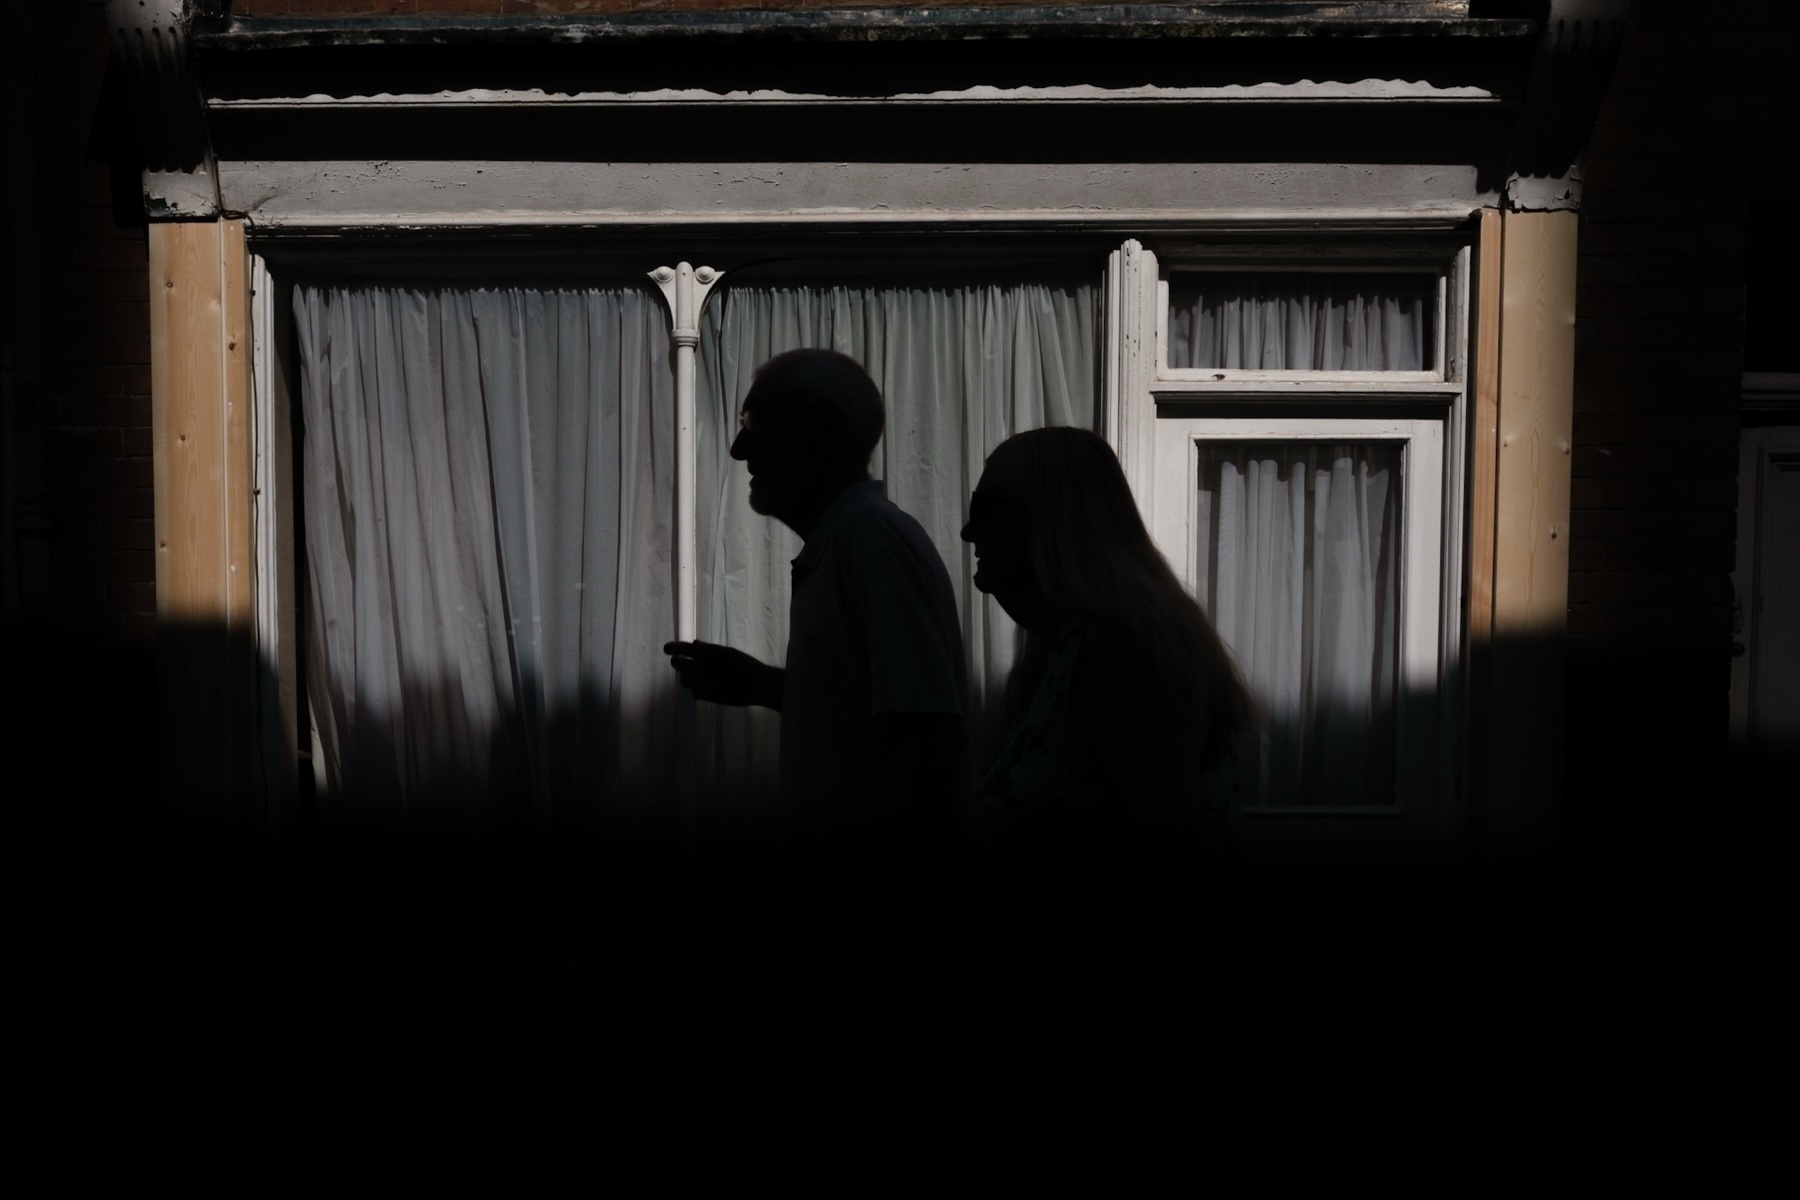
xmin=1167 ymin=271 xmax=1432 ymax=371
xmin=294 ymin=283 xmax=677 ymax=841
xmin=693 ymin=271 xmax=1102 ymax=820
xmin=1195 ymin=442 xmax=1402 ymax=806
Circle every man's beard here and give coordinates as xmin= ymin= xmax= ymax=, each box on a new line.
xmin=747 ymin=477 xmax=775 ymax=515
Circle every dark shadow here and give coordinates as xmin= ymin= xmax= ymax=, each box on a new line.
xmin=26 ymin=611 xmax=1774 ymax=1005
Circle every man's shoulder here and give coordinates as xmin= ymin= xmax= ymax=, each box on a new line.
xmin=834 ymin=488 xmax=939 ymax=559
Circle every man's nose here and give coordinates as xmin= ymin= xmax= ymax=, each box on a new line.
xmin=729 ymin=428 xmax=750 ymax=460
xmin=960 ymin=520 xmax=974 ymax=543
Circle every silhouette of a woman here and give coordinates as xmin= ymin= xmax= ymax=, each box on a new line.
xmin=960 ymin=427 xmax=1250 ymax=960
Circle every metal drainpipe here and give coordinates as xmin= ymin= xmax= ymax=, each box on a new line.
xmin=5 ymin=0 xmax=51 ymax=629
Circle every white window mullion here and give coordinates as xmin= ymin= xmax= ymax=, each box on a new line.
xmin=1105 ymin=238 xmax=1158 ymax=522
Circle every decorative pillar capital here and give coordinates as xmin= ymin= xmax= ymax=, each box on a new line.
xmin=650 ymin=262 xmax=725 ymax=346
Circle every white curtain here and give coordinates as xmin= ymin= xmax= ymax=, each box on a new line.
xmin=294 ymin=283 xmax=677 ymax=841
xmin=1167 ymin=272 xmax=1430 ymax=371
xmin=1195 ymin=442 xmax=1402 ymax=807
xmin=693 ymin=272 xmax=1102 ymax=822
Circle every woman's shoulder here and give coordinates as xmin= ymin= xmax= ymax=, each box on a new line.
xmin=1072 ymin=611 xmax=1174 ymax=707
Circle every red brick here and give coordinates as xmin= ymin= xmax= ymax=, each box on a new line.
xmin=1566 ymin=603 xmax=1730 ymax=636
xmin=1575 ymin=349 xmax=1744 ymax=384
xmin=277 ymin=1 xmax=417 ymax=13
xmin=110 ymin=583 xmax=157 ymax=613
xmin=53 ymin=486 xmax=106 ymax=518
xmin=1695 ymin=478 xmax=1739 ymax=508
xmin=52 ymin=330 xmax=149 ymax=367
xmin=1694 ymin=415 xmax=1738 ymax=445
xmin=116 ymin=488 xmax=155 ymax=520
xmin=1575 ymin=284 xmax=1743 ymax=319
xmin=103 ymin=396 xmax=151 ymax=428
xmin=1666 ymin=508 xmax=1737 ymax=540
xmin=1568 ymin=571 xmax=1732 ymax=604
xmin=51 ymin=427 xmax=122 ymax=460
xmin=1573 ymin=443 xmax=1676 ymax=477
xmin=65 ymin=301 xmax=152 ymax=335
xmin=101 ymin=519 xmax=155 ymax=552
xmin=60 ymin=517 xmax=102 ymax=551
xmin=1572 ymin=477 xmax=1703 ymax=510
xmin=1570 ymin=540 xmax=1605 ymax=571
xmin=1603 ymin=539 xmax=1735 ymax=572
xmin=1578 ymin=255 xmax=1744 ymax=288
xmin=69 ymin=240 xmax=147 ymax=273
xmin=1571 ymin=509 xmax=1632 ymax=539
xmin=1574 ymin=414 xmax=1694 ymax=445
xmin=102 ymin=458 xmax=153 ymax=490
xmin=56 ymin=581 xmax=108 ymax=615
xmin=1578 ymin=316 xmax=1741 ymax=354
xmin=50 ymin=397 xmax=105 ymax=428
xmin=121 ymin=428 xmax=152 ymax=457
xmin=49 ymin=365 xmax=124 ymax=399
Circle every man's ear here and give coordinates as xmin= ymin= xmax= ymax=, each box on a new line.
xmin=813 ymin=404 xmax=854 ymax=457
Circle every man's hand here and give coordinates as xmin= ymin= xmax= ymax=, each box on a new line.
xmin=663 ymin=641 xmax=785 ymax=710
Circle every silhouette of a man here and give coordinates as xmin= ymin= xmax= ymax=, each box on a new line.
xmin=665 ymin=349 xmax=967 ymax=963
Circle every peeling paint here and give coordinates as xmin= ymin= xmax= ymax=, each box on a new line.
xmin=218 ymin=158 xmax=1490 ymax=226
xmin=209 ymin=79 xmax=1499 ymax=109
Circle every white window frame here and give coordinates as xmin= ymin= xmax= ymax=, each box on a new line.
xmin=255 ymin=228 xmax=1473 ymax=840
xmin=1111 ymin=236 xmax=1471 ymax=823
xmin=1153 ymin=417 xmax=1443 ymax=818
xmin=1153 ymin=416 xmax=1444 ymax=704
xmin=1157 ymin=263 xmax=1447 ymax=387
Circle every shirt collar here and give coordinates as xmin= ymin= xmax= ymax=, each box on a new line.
xmin=792 ymin=479 xmax=885 ymax=574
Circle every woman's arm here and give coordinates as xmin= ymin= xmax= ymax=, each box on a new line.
xmin=1069 ymin=613 xmax=1199 ymax=819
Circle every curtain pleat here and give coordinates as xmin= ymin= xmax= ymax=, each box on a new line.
xmin=1196 ymin=442 xmax=1402 ymax=806
xmin=693 ymin=273 xmax=1102 ymax=826
xmin=295 ymin=283 xmax=677 ymax=842
xmin=1167 ymin=272 xmax=1431 ymax=371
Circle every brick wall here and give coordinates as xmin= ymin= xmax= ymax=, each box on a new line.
xmin=2 ymin=1 xmax=157 ymax=901
xmin=24 ymin=1 xmax=154 ymax=650
xmin=1565 ymin=0 xmax=1796 ymax=867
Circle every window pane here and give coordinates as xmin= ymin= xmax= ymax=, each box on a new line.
xmin=294 ymin=283 xmax=677 ymax=826
xmin=1195 ymin=441 xmax=1403 ymax=806
xmin=1168 ymin=271 xmax=1433 ymax=371
xmin=694 ymin=270 xmax=1102 ymax=812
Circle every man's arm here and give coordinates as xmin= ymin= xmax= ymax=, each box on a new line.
xmin=663 ymin=641 xmax=785 ymax=710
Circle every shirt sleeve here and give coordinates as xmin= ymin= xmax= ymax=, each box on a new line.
xmin=850 ymin=543 xmax=966 ymax=717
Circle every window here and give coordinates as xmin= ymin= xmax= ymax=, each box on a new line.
xmin=1163 ymin=269 xmax=1439 ymax=376
xmin=287 ymin=279 xmax=679 ymax=826
xmin=691 ymin=262 xmax=1105 ymax=810
xmin=1115 ymin=238 xmax=1469 ymax=820
xmin=265 ymin=233 xmax=1468 ymax=847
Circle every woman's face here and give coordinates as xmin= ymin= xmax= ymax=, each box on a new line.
xmin=961 ymin=468 xmax=1034 ymax=605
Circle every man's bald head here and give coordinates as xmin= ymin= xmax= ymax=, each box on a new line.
xmin=742 ymin=349 xmax=885 ymax=470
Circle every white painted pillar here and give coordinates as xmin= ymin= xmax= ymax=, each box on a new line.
xmin=649 ymin=262 xmax=723 ymax=908
xmin=650 ymin=262 xmax=723 ymax=642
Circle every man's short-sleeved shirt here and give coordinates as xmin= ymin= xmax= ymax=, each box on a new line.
xmin=780 ymin=480 xmax=967 ymax=827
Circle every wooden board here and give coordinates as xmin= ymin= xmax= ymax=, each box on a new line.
xmin=1494 ymin=210 xmax=1577 ymax=637
xmin=149 ymin=219 xmax=258 ymax=830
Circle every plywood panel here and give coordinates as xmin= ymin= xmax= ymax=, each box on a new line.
xmin=150 ymin=219 xmax=259 ymax=827
xmin=1494 ymin=210 xmax=1577 ymax=636
xmin=1484 ymin=208 xmax=1579 ymax=870
xmin=153 ymin=221 xmax=227 ymax=621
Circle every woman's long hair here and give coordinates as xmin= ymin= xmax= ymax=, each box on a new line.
xmin=987 ymin=427 xmax=1250 ymax=758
